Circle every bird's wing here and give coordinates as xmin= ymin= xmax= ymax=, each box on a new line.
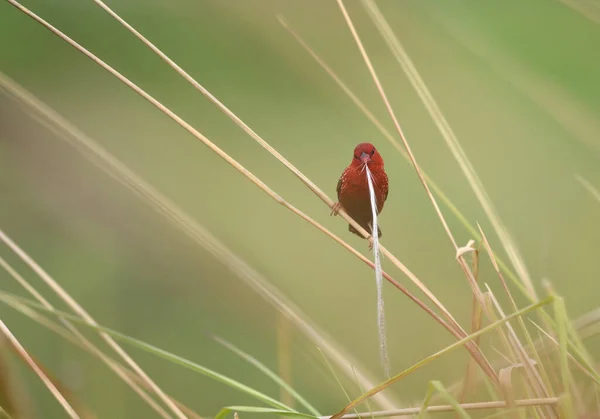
xmin=383 ymin=172 xmax=389 ymax=201
xmin=336 ymin=176 xmax=343 ymax=198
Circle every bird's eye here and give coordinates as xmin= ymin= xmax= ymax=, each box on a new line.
xmin=370 ymin=148 xmax=376 ymax=155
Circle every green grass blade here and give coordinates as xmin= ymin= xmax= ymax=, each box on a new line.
xmin=215 ymin=406 xmax=317 ymax=419
xmin=554 ymin=297 xmax=575 ymax=419
xmin=418 ymin=382 xmax=436 ymax=419
xmin=430 ymin=381 xmax=470 ymax=419
xmin=213 ymin=335 xmax=320 ymax=416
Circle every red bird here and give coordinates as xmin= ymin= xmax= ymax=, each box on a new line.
xmin=332 ymin=142 xmax=389 ymax=239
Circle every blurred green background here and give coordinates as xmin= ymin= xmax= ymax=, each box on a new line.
xmin=2 ymin=0 xmax=600 ymax=417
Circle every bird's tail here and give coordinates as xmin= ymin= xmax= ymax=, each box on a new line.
xmin=349 ymin=222 xmax=382 ymax=238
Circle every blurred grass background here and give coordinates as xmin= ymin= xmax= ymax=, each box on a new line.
xmin=2 ymin=0 xmax=600 ymax=417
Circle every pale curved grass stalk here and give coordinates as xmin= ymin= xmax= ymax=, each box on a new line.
xmin=576 ymin=175 xmax=600 ymax=202
xmin=0 ymin=256 xmax=199 ymax=419
xmin=0 ymin=320 xmax=80 ymax=419
xmin=365 ymin=165 xmax=388 ymax=377
xmin=0 ymin=236 xmax=184 ymax=419
xmin=335 ymin=0 xmax=497 ymax=385
xmin=324 ymin=398 xmax=559 ymax=419
xmin=0 ymin=72 xmax=398 ymax=410
xmin=84 ymin=0 xmax=463 ymax=336
xmin=361 ymin=0 xmax=536 ymax=300
xmin=558 ymin=0 xmax=600 ymax=25
xmin=2 ymin=0 xmax=503 ymax=384
xmin=213 ymin=335 xmax=320 ymax=416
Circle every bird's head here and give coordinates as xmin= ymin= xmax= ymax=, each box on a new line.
xmin=352 ymin=142 xmax=384 ymax=169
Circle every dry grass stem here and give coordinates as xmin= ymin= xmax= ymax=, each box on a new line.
xmin=485 ymin=289 xmax=555 ymax=418
xmin=322 ymin=397 xmax=559 ymax=418
xmin=458 ymin=249 xmax=482 ymax=403
xmin=0 ymin=320 xmax=80 ymax=418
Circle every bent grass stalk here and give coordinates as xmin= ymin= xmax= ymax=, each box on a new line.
xmin=3 ymin=0 xmax=498 ymax=384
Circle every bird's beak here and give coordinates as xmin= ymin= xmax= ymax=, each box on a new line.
xmin=360 ymin=152 xmax=371 ymax=164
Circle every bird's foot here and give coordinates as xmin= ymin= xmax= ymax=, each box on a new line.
xmin=367 ymin=237 xmax=384 ymax=258
xmin=330 ymin=202 xmax=342 ymax=216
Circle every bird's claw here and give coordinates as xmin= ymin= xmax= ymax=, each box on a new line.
xmin=330 ymin=202 xmax=342 ymax=216
xmin=368 ymin=236 xmax=374 ymax=251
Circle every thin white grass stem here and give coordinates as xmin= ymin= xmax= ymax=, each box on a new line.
xmin=335 ymin=0 xmax=497 ymax=384
xmin=84 ymin=0 xmax=464 ymax=339
xmin=365 ymin=165 xmax=389 ymax=377
xmin=0 ymin=231 xmax=185 ymax=419
xmin=322 ymin=398 xmax=559 ymax=419
xmin=0 ymin=72 xmax=398 ymax=411
xmin=0 ymin=320 xmax=80 ymax=419
xmin=530 ymin=321 xmax=600 ymax=384
xmin=361 ymin=0 xmax=536 ymax=299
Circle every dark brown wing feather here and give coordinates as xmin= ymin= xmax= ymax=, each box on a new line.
xmin=383 ymin=172 xmax=389 ymax=202
xmin=336 ymin=176 xmax=343 ymax=198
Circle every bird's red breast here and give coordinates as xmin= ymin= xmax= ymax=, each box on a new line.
xmin=334 ymin=142 xmax=389 ymax=238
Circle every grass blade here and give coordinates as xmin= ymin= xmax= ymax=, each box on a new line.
xmin=215 ymin=406 xmax=316 ymax=419
xmin=213 ymin=336 xmax=320 ymax=416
